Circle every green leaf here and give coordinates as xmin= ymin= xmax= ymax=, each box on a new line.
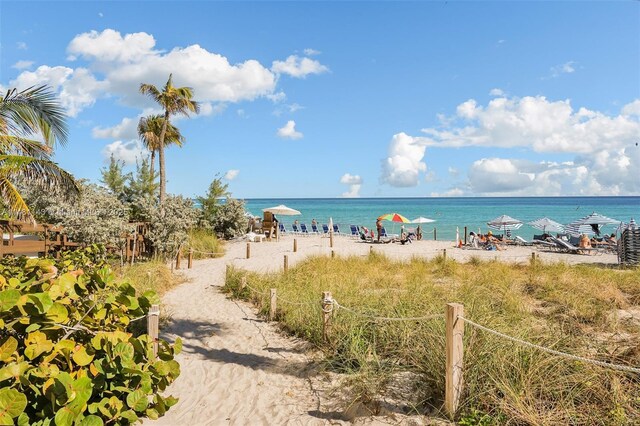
xmin=113 ymin=342 xmax=134 ymax=362
xmin=0 ymin=289 xmax=21 ymax=311
xmin=119 ymin=410 xmax=139 ymax=423
xmin=72 ymin=346 xmax=94 ymax=367
xmin=145 ymin=408 xmax=159 ymax=420
xmin=54 ymin=406 xmax=77 ymax=426
xmin=0 ymin=337 xmax=18 ymax=362
xmin=0 ymin=362 xmax=30 ymax=383
xmin=78 ymin=415 xmax=103 ymax=426
xmin=126 ymin=389 xmax=149 ymax=412
xmin=173 ymin=337 xmax=183 ymax=355
xmin=16 ymin=413 xmax=29 ymax=426
xmin=0 ymin=388 xmax=27 ymax=423
xmin=45 ymin=303 xmax=68 ymax=323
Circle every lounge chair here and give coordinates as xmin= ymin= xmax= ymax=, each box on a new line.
xmin=279 ymin=223 xmax=288 ymax=235
xmin=321 ymin=224 xmax=330 ymax=235
xmin=349 ymin=225 xmax=359 ymax=238
xmin=299 ymin=224 xmax=310 ymax=235
xmin=514 ymin=236 xmax=533 ymax=246
xmin=549 ymin=236 xmax=595 ymax=255
xmin=311 ymin=224 xmax=320 ymax=234
xmin=292 ymin=224 xmax=302 ymax=235
xmin=333 ymin=224 xmax=342 ymax=235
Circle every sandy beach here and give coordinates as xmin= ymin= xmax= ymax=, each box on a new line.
xmin=146 ymin=235 xmax=618 ymax=425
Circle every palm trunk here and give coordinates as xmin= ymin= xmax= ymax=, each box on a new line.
xmin=150 ymin=150 xmax=156 ymax=179
xmin=158 ymin=112 xmax=170 ymax=206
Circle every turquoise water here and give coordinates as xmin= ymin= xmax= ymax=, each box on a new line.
xmin=244 ymin=197 xmax=640 ymax=241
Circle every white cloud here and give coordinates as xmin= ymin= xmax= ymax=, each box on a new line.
xmin=93 ymin=117 xmax=138 ymax=140
xmin=277 ymin=120 xmax=303 ymax=140
xmin=67 ymin=29 xmax=158 ymax=63
xmin=431 ymin=188 xmax=465 ymax=197
xmin=489 ymin=88 xmax=504 ymax=97
xmin=420 ymin=96 xmax=640 ymax=155
xmin=98 ymin=12 xmax=104 ymax=17
xmin=380 ymin=133 xmax=427 ymax=187
xmin=198 ymin=102 xmax=227 ymax=117
xmin=224 ymin=169 xmax=239 ymax=180
xmin=468 ymin=158 xmax=535 ymax=193
xmin=10 ymin=65 xmax=107 ymax=116
xmin=340 ymin=173 xmax=363 ymax=198
xmin=12 ymin=60 xmax=34 ymax=70
xmin=448 ymin=167 xmax=459 ymax=177
xmin=16 ymin=42 xmax=27 ymax=50
xmin=548 ymin=61 xmax=577 ymax=79
xmin=304 ymin=48 xmax=321 ymax=56
xmin=272 ymin=55 xmax=329 ymax=78
xmin=101 ymin=140 xmax=148 ymax=165
xmin=622 ymin=100 xmax=640 ymax=116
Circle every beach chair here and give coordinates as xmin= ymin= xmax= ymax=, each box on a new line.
xmin=549 ymin=236 xmax=595 ymax=255
xmin=311 ymin=224 xmax=320 ymax=234
xmin=349 ymin=225 xmax=359 ymax=238
xmin=292 ymin=224 xmax=302 ymax=235
xmin=514 ymin=236 xmax=533 ymax=246
xmin=299 ymin=224 xmax=310 ymax=235
xmin=380 ymin=227 xmax=389 ymax=238
xmin=333 ymin=224 xmax=342 ymax=235
xmin=321 ymin=224 xmax=330 ymax=235
xmin=279 ymin=223 xmax=288 ymax=235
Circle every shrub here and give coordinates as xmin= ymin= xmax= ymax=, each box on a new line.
xmin=188 ymin=228 xmax=223 ymax=259
xmin=210 ymin=198 xmax=248 ymax=239
xmin=0 ymin=248 xmax=181 ymax=425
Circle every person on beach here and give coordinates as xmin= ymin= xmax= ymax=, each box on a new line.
xmin=416 ymin=225 xmax=422 ymax=240
xmin=376 ymin=218 xmax=382 ymax=242
xmin=311 ymin=218 xmax=317 ymax=226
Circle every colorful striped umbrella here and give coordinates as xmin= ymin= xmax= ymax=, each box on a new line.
xmin=377 ymin=213 xmax=411 ymax=223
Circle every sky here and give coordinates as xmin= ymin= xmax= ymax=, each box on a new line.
xmin=1 ymin=1 xmax=639 ymax=199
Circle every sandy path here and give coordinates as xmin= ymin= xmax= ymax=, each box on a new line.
xmin=146 ymin=235 xmax=617 ymax=425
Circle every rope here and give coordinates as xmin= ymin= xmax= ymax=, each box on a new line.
xmin=333 ymin=300 xmax=442 ymax=322
xmin=188 ymin=248 xmax=225 ymax=256
xmin=244 ymin=282 xmax=271 ymax=297
xmin=276 ymin=294 xmax=317 ymax=307
xmin=459 ymin=315 xmax=640 ymax=374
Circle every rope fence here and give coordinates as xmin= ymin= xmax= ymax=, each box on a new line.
xmin=230 ymin=273 xmax=639 ymax=419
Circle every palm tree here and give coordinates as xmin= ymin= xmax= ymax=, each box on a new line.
xmin=137 ymin=114 xmax=185 ymax=178
xmin=139 ymin=74 xmax=199 ymax=204
xmin=0 ymin=85 xmax=78 ymax=220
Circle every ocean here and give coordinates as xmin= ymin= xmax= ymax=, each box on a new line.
xmin=243 ymin=197 xmax=640 ymax=241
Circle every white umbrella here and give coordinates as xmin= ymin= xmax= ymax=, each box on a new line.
xmin=487 ymin=215 xmax=523 ymax=233
xmin=411 ymin=216 xmax=436 ymax=223
xmin=566 ymin=212 xmax=620 ymax=237
xmin=262 ymin=204 xmax=301 ymax=216
xmin=528 ymin=217 xmax=565 ymax=234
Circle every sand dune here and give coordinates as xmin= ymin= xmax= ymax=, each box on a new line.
xmin=146 ymin=236 xmax=617 ymax=425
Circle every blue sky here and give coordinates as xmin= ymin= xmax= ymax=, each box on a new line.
xmin=1 ymin=1 xmax=639 ymax=198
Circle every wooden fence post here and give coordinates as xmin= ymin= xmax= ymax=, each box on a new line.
xmin=293 ymin=238 xmax=298 ymax=253
xmin=331 ymin=250 xmax=335 ymax=258
xmin=330 ymin=231 xmax=334 ymax=248
xmin=531 ymin=252 xmax=536 ymax=263
xmin=434 ymin=228 xmax=437 ymax=241
xmin=464 ymin=226 xmax=468 ymax=245
xmin=370 ymin=246 xmax=373 ymax=254
xmin=240 ymin=276 xmax=247 ymax=292
xmin=269 ymin=288 xmax=277 ymax=321
xmin=246 ymin=242 xmax=251 ymax=259
xmin=322 ymin=291 xmax=332 ymax=342
xmin=445 ymin=303 xmax=464 ymax=418
xmin=188 ymin=248 xmax=193 ymax=269
xmin=443 ymin=248 xmax=447 ymax=261
xmin=175 ymin=248 xmax=181 ymax=270
xmin=284 ymin=255 xmax=288 ymax=272
xmin=148 ymin=304 xmax=160 ymax=358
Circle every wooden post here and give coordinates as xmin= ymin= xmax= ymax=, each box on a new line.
xmin=269 ymin=288 xmax=277 ymax=321
xmin=322 ymin=291 xmax=332 ymax=342
xmin=331 ymin=250 xmax=335 ymax=258
xmin=284 ymin=255 xmax=288 ymax=272
xmin=434 ymin=228 xmax=437 ymax=241
xmin=240 ymin=276 xmax=247 ymax=292
xmin=130 ymin=225 xmax=138 ymax=266
xmin=293 ymin=238 xmax=298 ymax=253
xmin=531 ymin=252 xmax=536 ymax=263
xmin=225 ymin=264 xmax=230 ymax=280
xmin=147 ymin=304 xmax=160 ymax=358
xmin=175 ymin=248 xmax=181 ymax=270
xmin=330 ymin=231 xmax=334 ymax=248
xmin=246 ymin=242 xmax=251 ymax=259
xmin=464 ymin=226 xmax=468 ymax=245
xmin=370 ymin=245 xmax=373 ymax=254
xmin=443 ymin=248 xmax=447 ymax=261
xmin=445 ymin=303 xmax=464 ymax=418
xmin=188 ymin=249 xmax=193 ymax=269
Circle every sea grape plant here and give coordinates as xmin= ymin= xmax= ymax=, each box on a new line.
xmin=0 ymin=248 xmax=181 ymax=425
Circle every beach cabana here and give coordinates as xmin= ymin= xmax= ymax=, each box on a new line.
xmin=566 ymin=212 xmax=620 ymax=237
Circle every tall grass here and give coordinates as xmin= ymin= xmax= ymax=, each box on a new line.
xmin=188 ymin=228 xmax=224 ymax=259
xmin=224 ymin=254 xmax=640 ymax=425
xmin=119 ymin=259 xmax=185 ymax=296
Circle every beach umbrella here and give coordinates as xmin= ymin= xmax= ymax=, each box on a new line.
xmin=566 ymin=212 xmax=620 ymax=237
xmin=411 ymin=216 xmax=436 ymax=224
xmin=528 ymin=217 xmax=565 ymax=234
xmin=262 ymin=204 xmax=301 ymax=215
xmin=487 ymin=215 xmax=523 ymax=233
xmin=378 ymin=213 xmax=411 ymax=223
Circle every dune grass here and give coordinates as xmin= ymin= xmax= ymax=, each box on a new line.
xmin=188 ymin=228 xmax=224 ymax=259
xmin=120 ymin=259 xmax=185 ymax=296
xmin=224 ymin=253 xmax=640 ymax=425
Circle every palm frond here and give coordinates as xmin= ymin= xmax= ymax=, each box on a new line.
xmin=0 ymin=175 xmax=31 ymax=220
xmin=0 ymin=155 xmax=79 ymax=196
xmin=0 ymin=85 xmax=68 ymax=147
xmin=0 ymin=135 xmax=53 ymax=158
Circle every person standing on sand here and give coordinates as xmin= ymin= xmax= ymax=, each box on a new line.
xmin=376 ymin=218 xmax=382 ymax=242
